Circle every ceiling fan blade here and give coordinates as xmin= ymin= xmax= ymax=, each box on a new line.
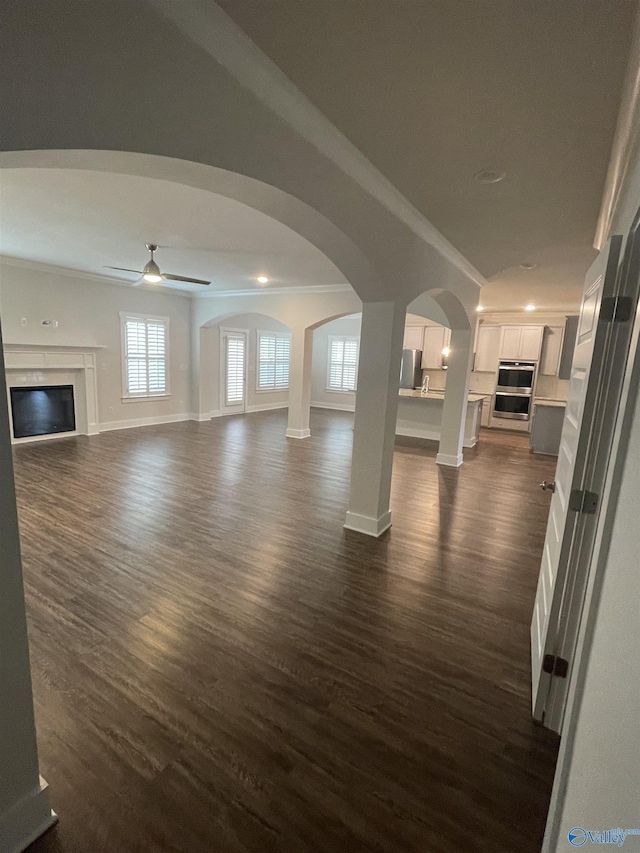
xmin=162 ymin=273 xmax=211 ymax=286
xmin=105 ymin=267 xmax=144 ymax=274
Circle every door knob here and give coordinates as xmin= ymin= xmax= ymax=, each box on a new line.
xmin=540 ymin=480 xmax=556 ymax=493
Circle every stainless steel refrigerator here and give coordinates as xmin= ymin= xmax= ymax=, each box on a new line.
xmin=400 ymin=349 xmax=422 ymax=389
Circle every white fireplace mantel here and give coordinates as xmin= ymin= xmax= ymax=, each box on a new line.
xmin=4 ymin=345 xmax=100 ymax=442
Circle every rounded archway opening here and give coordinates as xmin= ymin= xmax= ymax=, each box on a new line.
xmin=0 ymin=150 xmax=381 ymax=301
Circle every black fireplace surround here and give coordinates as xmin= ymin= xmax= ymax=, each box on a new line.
xmin=10 ymin=385 xmax=76 ymax=438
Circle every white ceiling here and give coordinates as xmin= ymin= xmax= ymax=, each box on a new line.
xmin=217 ymin=0 xmax=636 ymax=310
xmin=0 ymin=169 xmax=348 ymax=294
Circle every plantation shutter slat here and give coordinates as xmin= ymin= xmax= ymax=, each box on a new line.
xmin=226 ymin=336 xmax=245 ymax=404
xmin=328 ymin=337 xmax=358 ymax=391
xmin=257 ymin=333 xmax=290 ymax=390
xmin=124 ymin=316 xmax=168 ymax=396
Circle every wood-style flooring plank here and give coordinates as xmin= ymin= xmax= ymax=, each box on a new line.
xmin=13 ymin=410 xmax=559 ymax=853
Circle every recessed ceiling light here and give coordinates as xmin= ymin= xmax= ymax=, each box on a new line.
xmin=519 ymin=262 xmax=537 ymax=270
xmin=257 ymin=276 xmax=269 ymax=284
xmin=525 ymin=304 xmax=536 ymax=311
xmin=476 ymin=305 xmax=484 ymax=312
xmin=473 ymin=169 xmax=506 ymax=184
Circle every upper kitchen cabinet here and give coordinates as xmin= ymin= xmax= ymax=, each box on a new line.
xmin=499 ymin=325 xmax=544 ymax=361
xmin=422 ymin=325 xmax=451 ymax=369
xmin=539 ymin=326 xmax=565 ymax=375
xmin=474 ymin=325 xmax=500 ymax=372
xmin=403 ymin=325 xmax=424 ymax=351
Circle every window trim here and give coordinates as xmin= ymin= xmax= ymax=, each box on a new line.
xmin=120 ymin=312 xmax=171 ymax=400
xmin=326 ymin=335 xmax=359 ymax=393
xmin=255 ymin=329 xmax=292 ymax=392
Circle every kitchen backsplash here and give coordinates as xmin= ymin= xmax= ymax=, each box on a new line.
xmin=421 ymin=369 xmax=569 ymax=400
xmin=535 ymin=375 xmax=570 ymax=400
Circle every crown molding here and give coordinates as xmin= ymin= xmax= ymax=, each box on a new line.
xmin=194 ymin=283 xmax=353 ymax=298
xmin=0 ymin=256 xmax=353 ymax=299
xmin=0 ymin=255 xmax=193 ymax=297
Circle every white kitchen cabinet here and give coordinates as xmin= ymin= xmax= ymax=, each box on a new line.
xmin=500 ymin=326 xmax=522 ymax=359
xmin=421 ymin=325 xmax=450 ymax=369
xmin=539 ymin=326 xmax=565 ymax=376
xmin=474 ymin=325 xmax=500 ymax=372
xmin=520 ymin=325 xmax=544 ymax=360
xmin=403 ymin=325 xmax=424 ymax=351
xmin=499 ymin=324 xmax=544 ymax=361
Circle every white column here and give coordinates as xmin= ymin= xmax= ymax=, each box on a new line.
xmin=344 ymin=300 xmax=406 ymax=537
xmin=0 ymin=323 xmax=56 ymax=853
xmin=437 ymin=326 xmax=474 ymax=467
xmin=286 ymin=326 xmax=313 ymax=439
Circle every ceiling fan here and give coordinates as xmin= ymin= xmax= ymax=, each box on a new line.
xmin=106 ymin=244 xmax=210 ymax=286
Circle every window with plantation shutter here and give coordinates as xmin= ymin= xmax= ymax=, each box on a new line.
xmin=327 ymin=336 xmax=359 ymax=392
xmin=225 ymin=335 xmax=245 ymax=404
xmin=121 ymin=314 xmax=169 ymax=398
xmin=257 ymin=332 xmax=290 ymax=390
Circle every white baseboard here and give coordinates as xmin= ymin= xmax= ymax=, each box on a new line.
xmin=436 ymin=451 xmax=464 ymax=467
xmin=343 ymin=510 xmax=392 ymax=537
xmin=99 ymin=412 xmax=193 ymax=432
xmin=0 ymin=777 xmax=57 ymax=853
xmin=246 ymin=401 xmax=288 ymax=414
xmin=311 ymin=400 xmax=356 ymax=412
xmin=286 ymin=428 xmax=311 ymax=439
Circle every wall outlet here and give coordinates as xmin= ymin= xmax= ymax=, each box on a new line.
xmin=21 ymin=318 xmax=27 ymax=326
xmin=108 ymin=406 xmax=113 ymax=414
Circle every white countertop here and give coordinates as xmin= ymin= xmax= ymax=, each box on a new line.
xmin=534 ymin=398 xmax=567 ymax=408
xmin=399 ymin=389 xmax=490 ymax=403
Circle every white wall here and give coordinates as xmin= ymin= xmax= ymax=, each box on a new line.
xmin=311 ymin=315 xmax=361 ymax=410
xmin=0 ymin=263 xmax=192 ymax=428
xmin=199 ymin=313 xmax=290 ymax=416
xmin=192 ymin=288 xmax=362 ymax=416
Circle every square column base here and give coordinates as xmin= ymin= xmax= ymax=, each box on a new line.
xmin=343 ymin=510 xmax=392 ymax=537
xmin=285 ymin=428 xmax=311 ymax=439
xmin=0 ymin=777 xmax=57 ymax=853
xmin=436 ymin=452 xmax=463 ymax=467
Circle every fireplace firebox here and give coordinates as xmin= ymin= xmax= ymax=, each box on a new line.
xmin=10 ymin=385 xmax=76 ymax=439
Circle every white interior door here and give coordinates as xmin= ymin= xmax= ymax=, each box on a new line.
xmin=221 ymin=330 xmax=247 ymax=414
xmin=531 ymin=236 xmax=622 ymax=730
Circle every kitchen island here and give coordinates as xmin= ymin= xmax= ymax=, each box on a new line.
xmin=396 ymin=389 xmax=489 ymax=447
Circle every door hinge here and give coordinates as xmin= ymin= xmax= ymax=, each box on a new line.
xmin=600 ymin=295 xmax=633 ymax=323
xmin=569 ymin=488 xmax=599 ymax=514
xmin=542 ymin=654 xmax=569 ymax=678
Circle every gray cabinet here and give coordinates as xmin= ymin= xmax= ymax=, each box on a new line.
xmin=530 ymin=402 xmax=566 ymax=455
xmin=558 ymin=316 xmax=579 ymax=380
xmin=540 ymin=326 xmax=565 ymax=375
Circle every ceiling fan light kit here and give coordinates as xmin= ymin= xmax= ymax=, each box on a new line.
xmin=106 ymin=243 xmax=211 ymax=286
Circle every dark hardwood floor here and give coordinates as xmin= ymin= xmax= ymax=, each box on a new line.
xmin=14 ymin=410 xmax=559 ymax=853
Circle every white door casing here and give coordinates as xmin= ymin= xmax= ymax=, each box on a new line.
xmin=531 ymin=235 xmax=623 ymax=731
xmin=220 ymin=329 xmax=248 ymax=414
